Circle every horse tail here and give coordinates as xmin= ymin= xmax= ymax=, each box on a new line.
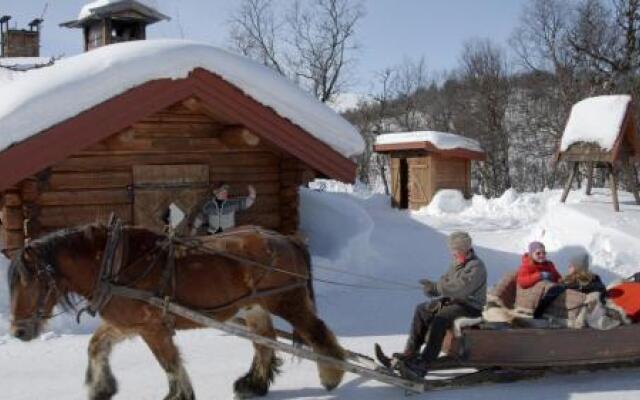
xmin=288 ymin=234 xmax=315 ymax=347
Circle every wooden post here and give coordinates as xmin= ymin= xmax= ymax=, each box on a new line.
xmin=561 ymin=162 xmax=579 ymax=203
xmin=585 ymin=162 xmax=595 ymax=195
xmin=624 ymin=158 xmax=640 ymax=205
xmin=609 ymin=163 xmax=620 ymax=212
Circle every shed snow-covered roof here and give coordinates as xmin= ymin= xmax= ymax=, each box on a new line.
xmin=79 ymin=0 xmax=164 ymax=21
xmin=374 ymin=131 xmax=484 ymax=160
xmin=61 ymin=0 xmax=169 ymax=27
xmin=560 ymin=95 xmax=632 ymax=152
xmin=0 ymin=39 xmax=364 ymax=158
xmin=375 ymin=131 xmax=483 ymax=152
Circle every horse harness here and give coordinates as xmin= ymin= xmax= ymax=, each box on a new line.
xmin=12 ymin=254 xmax=64 ymax=326
xmin=77 ymin=216 xmax=308 ymax=328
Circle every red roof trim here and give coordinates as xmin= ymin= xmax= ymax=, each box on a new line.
xmin=0 ymin=70 xmax=357 ymax=190
xmin=0 ymin=79 xmax=193 ymax=190
xmin=190 ymin=69 xmax=356 ymax=182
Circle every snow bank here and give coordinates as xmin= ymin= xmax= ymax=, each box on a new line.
xmin=0 ymin=40 xmax=364 ymax=158
xmin=560 ymin=95 xmax=631 ymax=151
xmin=425 ymin=189 xmax=469 ymax=214
xmin=420 ymin=188 xmax=550 ymax=231
xmin=376 ymin=130 xmax=483 ymax=153
xmin=300 ymin=188 xmax=378 ymax=283
xmin=77 ymin=0 xmax=161 ymax=20
xmin=0 ymin=68 xmax=16 ymax=85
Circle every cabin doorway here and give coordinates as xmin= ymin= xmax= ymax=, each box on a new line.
xmin=132 ymin=164 xmax=210 ymax=232
xmin=399 ymin=158 xmax=409 ymax=209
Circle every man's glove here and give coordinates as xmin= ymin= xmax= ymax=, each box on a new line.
xmin=420 ymin=279 xmax=439 ymax=297
xmin=540 ymin=271 xmax=552 ymax=281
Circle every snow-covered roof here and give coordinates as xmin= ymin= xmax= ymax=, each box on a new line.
xmin=560 ymin=95 xmax=632 ymax=152
xmin=375 ymin=130 xmax=483 ymax=153
xmin=0 ymin=57 xmax=54 ymax=71
xmin=77 ymin=0 xmax=164 ymax=21
xmin=0 ymin=40 xmax=364 ymax=158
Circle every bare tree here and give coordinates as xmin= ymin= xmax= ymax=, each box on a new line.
xmin=456 ymin=39 xmax=512 ymax=196
xmin=390 ymin=57 xmax=429 ymax=131
xmin=568 ymin=0 xmax=640 ymax=91
xmin=229 ymin=0 xmax=286 ymax=74
xmin=229 ymin=0 xmax=364 ymax=103
xmin=287 ymin=0 xmax=364 ymax=102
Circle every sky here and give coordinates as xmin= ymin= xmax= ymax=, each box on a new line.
xmin=0 ymin=0 xmax=528 ymax=92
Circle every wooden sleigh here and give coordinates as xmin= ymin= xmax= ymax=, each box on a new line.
xmin=445 ymin=323 xmax=640 ymax=369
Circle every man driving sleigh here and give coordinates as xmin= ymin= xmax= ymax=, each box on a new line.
xmin=375 ymin=231 xmax=487 ymax=380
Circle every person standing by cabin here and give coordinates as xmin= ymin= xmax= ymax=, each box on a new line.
xmin=375 ymin=231 xmax=487 ymax=380
xmin=515 ymin=241 xmax=561 ymax=315
xmin=193 ymin=184 xmax=256 ymax=234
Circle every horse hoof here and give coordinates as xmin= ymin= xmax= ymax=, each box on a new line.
xmin=319 ymin=365 xmax=344 ymax=391
xmin=233 ymin=374 xmax=268 ymax=399
xmin=87 ymin=376 xmax=118 ymax=400
xmin=163 ymin=393 xmax=195 ymax=400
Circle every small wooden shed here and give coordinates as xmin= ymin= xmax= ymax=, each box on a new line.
xmin=557 ymin=95 xmax=640 ymax=211
xmin=0 ymin=43 xmax=362 ymax=255
xmin=374 ymin=131 xmax=485 ymax=210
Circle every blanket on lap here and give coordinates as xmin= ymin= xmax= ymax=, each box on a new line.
xmin=483 ymin=272 xmax=629 ymax=329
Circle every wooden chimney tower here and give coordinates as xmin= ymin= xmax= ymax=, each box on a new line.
xmin=60 ymin=0 xmax=170 ymax=51
xmin=1 ymin=16 xmax=43 ymax=58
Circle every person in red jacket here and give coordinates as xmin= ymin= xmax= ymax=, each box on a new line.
xmin=517 ymin=241 xmax=561 ymax=288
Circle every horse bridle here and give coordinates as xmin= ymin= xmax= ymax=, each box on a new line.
xmin=12 ymin=252 xmax=63 ymax=326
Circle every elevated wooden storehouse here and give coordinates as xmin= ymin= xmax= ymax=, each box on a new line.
xmin=0 ymin=2 xmax=363 ymax=255
xmin=374 ymin=131 xmax=485 ymax=210
xmin=557 ymin=95 xmax=640 ymax=211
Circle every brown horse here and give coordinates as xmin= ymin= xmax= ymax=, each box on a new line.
xmin=7 ymin=224 xmax=345 ymax=399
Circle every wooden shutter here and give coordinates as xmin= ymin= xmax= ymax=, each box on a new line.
xmin=133 ymin=164 xmax=209 ymax=232
xmin=409 ymin=157 xmax=429 ymax=209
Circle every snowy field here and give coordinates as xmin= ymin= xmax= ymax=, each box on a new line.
xmin=2 ymin=184 xmax=640 ymax=399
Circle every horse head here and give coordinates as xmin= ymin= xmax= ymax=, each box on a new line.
xmin=7 ymin=243 xmax=62 ymax=341
xmin=7 ymin=225 xmax=105 ymax=341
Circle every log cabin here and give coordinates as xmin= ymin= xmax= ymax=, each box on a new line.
xmin=0 ymin=1 xmax=363 ymax=255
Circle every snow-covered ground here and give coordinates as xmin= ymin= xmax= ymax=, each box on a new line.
xmin=2 ymin=185 xmax=640 ymax=399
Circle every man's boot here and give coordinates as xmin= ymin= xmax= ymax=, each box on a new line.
xmin=374 ymin=344 xmax=415 ymax=370
xmin=397 ymin=356 xmax=429 ymax=381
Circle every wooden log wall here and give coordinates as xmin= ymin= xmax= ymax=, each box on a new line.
xmin=2 ymin=100 xmax=311 ymax=245
xmin=1 ymin=187 xmax=25 ymax=254
xmin=276 ymin=156 xmax=315 ymax=234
